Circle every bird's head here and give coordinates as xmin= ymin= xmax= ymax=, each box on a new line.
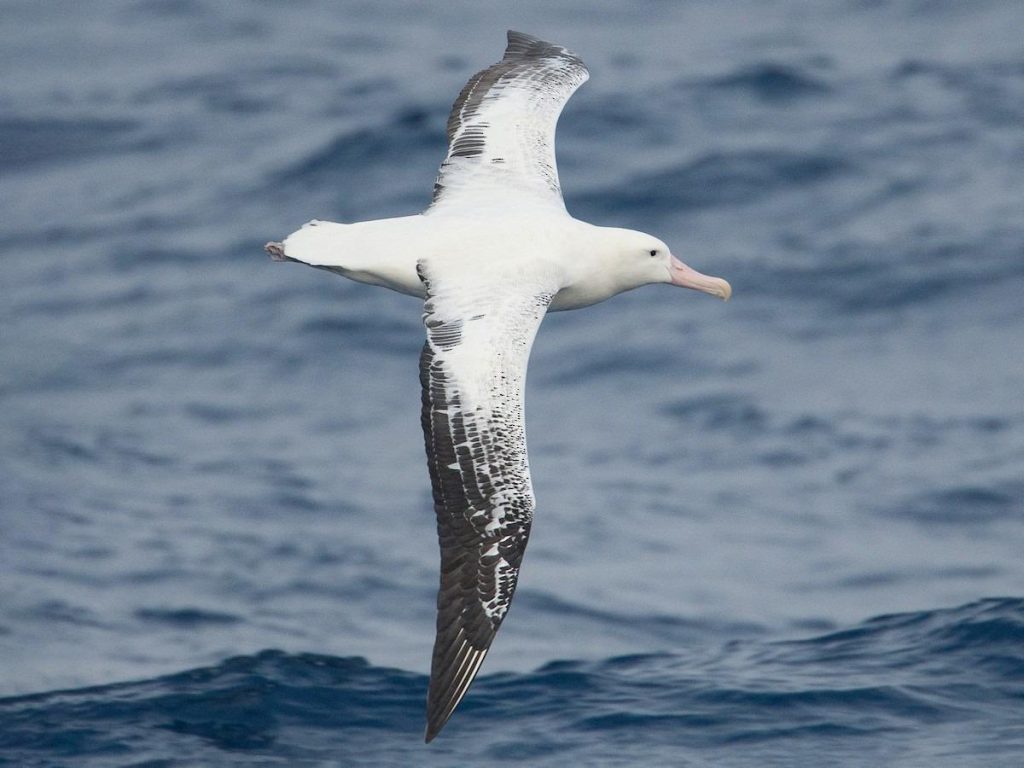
xmin=609 ymin=228 xmax=732 ymax=301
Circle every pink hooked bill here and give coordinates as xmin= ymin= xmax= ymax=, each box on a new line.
xmin=669 ymin=255 xmax=732 ymax=301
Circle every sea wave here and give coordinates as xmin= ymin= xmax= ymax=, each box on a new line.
xmin=1 ymin=599 xmax=1021 ymax=766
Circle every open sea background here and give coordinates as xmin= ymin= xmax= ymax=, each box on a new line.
xmin=2 ymin=1 xmax=1023 ymax=765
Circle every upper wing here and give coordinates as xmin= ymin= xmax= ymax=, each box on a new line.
xmin=427 ymin=30 xmax=589 ymax=212
xmin=417 ymin=260 xmax=555 ymax=741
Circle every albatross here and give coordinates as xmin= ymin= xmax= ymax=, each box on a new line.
xmin=266 ymin=30 xmax=731 ymax=742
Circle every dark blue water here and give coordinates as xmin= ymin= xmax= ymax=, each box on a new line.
xmin=2 ymin=599 xmax=1022 ymax=766
xmin=2 ymin=1 xmax=1023 ymax=765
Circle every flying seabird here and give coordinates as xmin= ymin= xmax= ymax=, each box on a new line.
xmin=267 ymin=30 xmax=731 ymax=742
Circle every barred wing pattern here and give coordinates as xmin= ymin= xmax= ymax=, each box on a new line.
xmin=418 ymin=261 xmax=554 ymax=741
xmin=428 ymin=30 xmax=589 ymax=210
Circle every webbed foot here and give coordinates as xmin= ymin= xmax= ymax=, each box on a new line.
xmin=265 ymin=242 xmax=288 ymax=261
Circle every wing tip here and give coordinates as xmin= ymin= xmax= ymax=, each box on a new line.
xmin=422 ymin=691 xmax=468 ymax=743
xmin=424 ymin=720 xmax=443 ymax=744
xmin=504 ymin=29 xmax=582 ymax=65
xmin=424 ymin=643 xmax=490 ymax=743
xmin=423 ymin=688 xmax=460 ymax=743
xmin=505 ymin=29 xmax=541 ymax=50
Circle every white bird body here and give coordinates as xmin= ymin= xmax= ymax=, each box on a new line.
xmin=267 ymin=30 xmax=731 ymax=742
xmin=277 ymin=210 xmax=726 ymax=311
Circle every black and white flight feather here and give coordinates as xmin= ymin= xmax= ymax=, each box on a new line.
xmin=429 ymin=30 xmax=589 ymax=211
xmin=418 ymin=258 xmax=557 ymax=742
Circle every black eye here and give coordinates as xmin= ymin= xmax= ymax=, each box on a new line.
xmin=649 ymin=249 xmax=658 ymax=257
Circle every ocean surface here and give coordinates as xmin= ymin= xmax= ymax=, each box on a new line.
xmin=2 ymin=1 xmax=1023 ymax=765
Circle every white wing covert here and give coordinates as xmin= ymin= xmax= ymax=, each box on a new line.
xmin=417 ymin=258 xmax=556 ymax=741
xmin=428 ymin=30 xmax=589 ymax=212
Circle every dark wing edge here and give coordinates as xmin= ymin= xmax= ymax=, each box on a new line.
xmin=442 ymin=30 xmax=586 ymax=148
xmin=429 ymin=30 xmax=589 ymax=206
xmin=418 ymin=268 xmax=554 ymax=742
xmin=420 ymin=341 xmax=533 ymax=742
